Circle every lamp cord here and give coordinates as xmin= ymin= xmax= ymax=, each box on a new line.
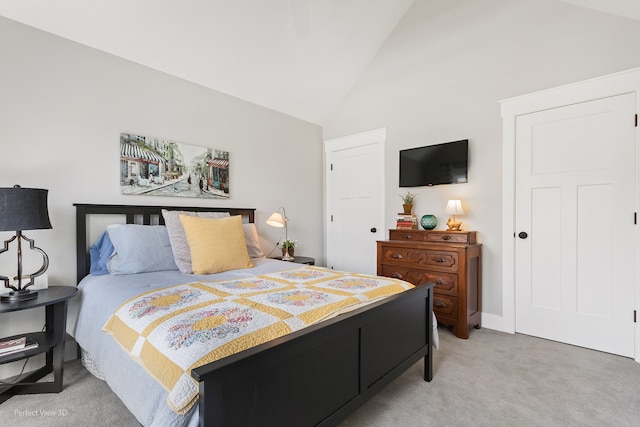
xmin=265 ymin=241 xmax=280 ymax=258
xmin=265 ymin=230 xmax=285 ymax=257
xmin=0 ymin=358 xmax=30 ymax=385
xmin=0 ymin=323 xmax=46 ymax=386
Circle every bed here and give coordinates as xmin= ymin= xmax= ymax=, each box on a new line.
xmin=67 ymin=203 xmax=435 ymax=427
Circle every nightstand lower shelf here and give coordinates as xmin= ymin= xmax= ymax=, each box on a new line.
xmin=0 ymin=287 xmax=77 ymax=402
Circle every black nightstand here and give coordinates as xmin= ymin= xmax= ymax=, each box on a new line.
xmin=271 ymin=256 xmax=315 ymax=265
xmin=0 ymin=286 xmax=78 ymax=402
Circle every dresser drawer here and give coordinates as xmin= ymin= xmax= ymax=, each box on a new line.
xmin=433 ymin=294 xmax=458 ymax=320
xmin=389 ymin=229 xmax=428 ymax=241
xmin=426 ymin=231 xmax=476 ymax=244
xmin=380 ymin=265 xmax=458 ymax=295
xmin=379 ymin=246 xmax=459 ymax=272
xmin=427 ymin=271 xmax=459 ymax=296
xmin=389 ymin=229 xmax=477 ymax=244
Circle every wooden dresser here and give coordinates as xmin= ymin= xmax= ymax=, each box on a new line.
xmin=377 ymin=229 xmax=482 ymax=339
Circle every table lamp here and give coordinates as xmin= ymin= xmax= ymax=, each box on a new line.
xmin=0 ymin=185 xmax=52 ymax=302
xmin=266 ymin=207 xmax=294 ymax=261
xmin=445 ymin=199 xmax=465 ymax=231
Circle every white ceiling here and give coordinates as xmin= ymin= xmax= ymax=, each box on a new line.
xmin=0 ymin=0 xmax=414 ymax=125
xmin=0 ymin=0 xmax=638 ymax=125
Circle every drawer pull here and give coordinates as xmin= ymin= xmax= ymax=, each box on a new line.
xmin=435 ymin=301 xmax=447 ymax=308
xmin=434 ymin=279 xmax=445 ymax=286
xmin=391 ymin=253 xmax=404 ymax=259
xmin=392 ymin=273 xmax=403 ymax=279
xmin=435 ymin=257 xmax=446 ymax=263
xmin=442 ymin=235 xmax=451 ymax=241
xmin=402 ymin=234 xmax=413 ymax=239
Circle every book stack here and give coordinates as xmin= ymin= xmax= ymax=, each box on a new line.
xmin=396 ymin=213 xmax=418 ymax=229
xmin=0 ymin=336 xmax=38 ymax=357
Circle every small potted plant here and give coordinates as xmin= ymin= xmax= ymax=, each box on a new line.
xmin=400 ymin=191 xmax=417 ymax=214
xmin=281 ymin=239 xmax=296 ymax=257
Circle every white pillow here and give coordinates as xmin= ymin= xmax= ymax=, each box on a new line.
xmin=106 ymin=224 xmax=178 ymax=274
xmin=162 ymin=209 xmax=230 ymax=273
xmin=243 ymin=223 xmax=265 ymax=259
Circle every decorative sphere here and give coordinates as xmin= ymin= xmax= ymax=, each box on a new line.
xmin=420 ymin=214 xmax=437 ymax=230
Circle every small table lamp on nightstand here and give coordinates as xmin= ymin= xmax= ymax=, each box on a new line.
xmin=0 ymin=185 xmax=52 ymax=302
xmin=267 ymin=207 xmax=294 ymax=261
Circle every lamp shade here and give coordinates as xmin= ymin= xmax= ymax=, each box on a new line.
xmin=266 ymin=212 xmax=285 ymax=227
xmin=445 ymin=199 xmax=465 ymax=216
xmin=0 ymin=185 xmax=52 ymax=232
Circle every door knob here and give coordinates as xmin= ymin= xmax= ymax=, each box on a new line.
xmin=518 ymin=232 xmax=528 ymax=239
xmin=370 ymin=227 xmax=377 ymax=233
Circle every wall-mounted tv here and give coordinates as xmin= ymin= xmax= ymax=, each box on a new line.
xmin=399 ymin=139 xmax=468 ymax=187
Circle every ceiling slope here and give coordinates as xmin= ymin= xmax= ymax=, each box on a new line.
xmin=559 ymin=0 xmax=640 ymax=21
xmin=0 ymin=0 xmax=414 ymax=125
xmin=1 ymin=1 xmax=639 ymax=124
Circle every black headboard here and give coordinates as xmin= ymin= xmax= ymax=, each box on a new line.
xmin=74 ymin=203 xmax=256 ymax=284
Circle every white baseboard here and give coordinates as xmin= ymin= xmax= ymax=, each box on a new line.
xmin=480 ymin=312 xmax=515 ymax=334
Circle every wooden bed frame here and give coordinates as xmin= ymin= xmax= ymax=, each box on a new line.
xmin=74 ymin=203 xmax=434 ymax=427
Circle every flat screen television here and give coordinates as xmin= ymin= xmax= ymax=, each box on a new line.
xmin=399 ymin=139 xmax=468 ymax=187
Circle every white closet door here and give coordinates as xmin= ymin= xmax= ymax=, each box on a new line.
xmin=515 ymin=93 xmax=636 ymax=357
xmin=325 ymin=129 xmax=385 ymax=275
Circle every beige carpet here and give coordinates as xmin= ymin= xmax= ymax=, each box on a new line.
xmin=1 ymin=327 xmax=639 ymax=426
xmin=340 ymin=328 xmax=640 ymax=426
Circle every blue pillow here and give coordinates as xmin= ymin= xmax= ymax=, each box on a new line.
xmin=106 ymin=224 xmax=178 ymax=275
xmin=89 ymin=231 xmax=114 ymax=276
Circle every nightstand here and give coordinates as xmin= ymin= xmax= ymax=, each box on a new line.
xmin=0 ymin=286 xmax=78 ymax=402
xmin=271 ymin=256 xmax=315 ymax=265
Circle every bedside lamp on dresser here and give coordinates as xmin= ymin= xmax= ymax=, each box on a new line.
xmin=377 ymin=228 xmax=481 ymax=339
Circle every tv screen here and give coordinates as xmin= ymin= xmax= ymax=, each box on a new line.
xmin=399 ymin=139 xmax=468 ymax=187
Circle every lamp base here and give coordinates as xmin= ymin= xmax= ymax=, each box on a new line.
xmin=282 ymin=252 xmax=294 ymax=261
xmin=446 ymin=217 xmax=463 ymax=231
xmin=1 ymin=289 xmax=39 ymax=302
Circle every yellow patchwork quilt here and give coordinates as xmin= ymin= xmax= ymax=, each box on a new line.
xmin=103 ymin=266 xmax=414 ymax=414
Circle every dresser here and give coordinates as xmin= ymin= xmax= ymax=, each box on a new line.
xmin=377 ymin=229 xmax=482 ymax=339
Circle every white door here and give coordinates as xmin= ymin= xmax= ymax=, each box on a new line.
xmin=515 ymin=93 xmax=636 ymax=357
xmin=325 ymin=129 xmax=385 ymax=274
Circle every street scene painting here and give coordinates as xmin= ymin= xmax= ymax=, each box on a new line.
xmin=120 ymin=133 xmax=230 ymax=199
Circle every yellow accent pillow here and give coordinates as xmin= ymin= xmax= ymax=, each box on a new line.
xmin=179 ymin=215 xmax=253 ymax=275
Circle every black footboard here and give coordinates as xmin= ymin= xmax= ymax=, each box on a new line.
xmin=192 ymin=283 xmax=434 ymax=427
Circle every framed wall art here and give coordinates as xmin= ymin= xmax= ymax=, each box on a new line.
xmin=119 ymin=133 xmax=229 ymax=199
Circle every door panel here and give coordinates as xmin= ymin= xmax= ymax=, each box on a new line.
xmin=326 ymin=134 xmax=384 ymax=275
xmin=530 ymin=187 xmax=562 ymax=310
xmin=515 ymin=93 xmax=635 ymax=357
xmin=577 ymin=184 xmax=612 ymax=317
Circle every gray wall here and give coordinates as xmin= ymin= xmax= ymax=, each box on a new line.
xmin=323 ymin=0 xmax=640 ymax=321
xmin=0 ymin=16 xmax=323 ymax=375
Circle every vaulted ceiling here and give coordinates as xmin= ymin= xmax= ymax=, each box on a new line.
xmin=0 ymin=0 xmax=638 ymax=125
